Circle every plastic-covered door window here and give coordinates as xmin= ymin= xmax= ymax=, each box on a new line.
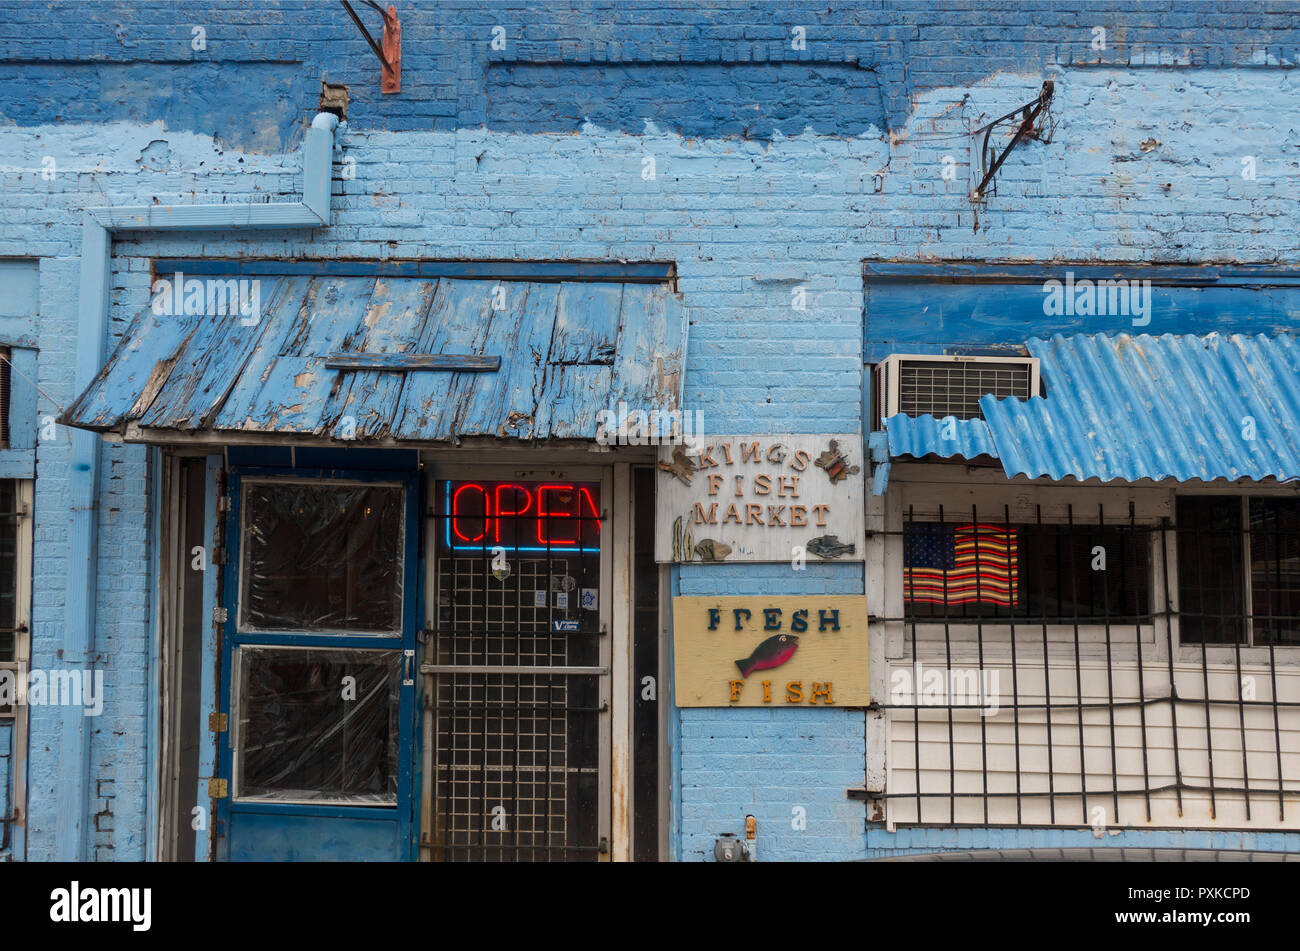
xmin=234 ymin=647 xmax=400 ymax=804
xmin=239 ymin=481 xmax=404 ymax=633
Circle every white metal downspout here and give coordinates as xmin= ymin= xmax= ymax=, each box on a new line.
xmin=57 ymin=112 xmax=339 ymax=861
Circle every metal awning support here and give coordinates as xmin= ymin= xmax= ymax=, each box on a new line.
xmin=970 ymin=80 xmax=1054 ymax=202
xmin=339 ymin=1 xmax=402 ymax=94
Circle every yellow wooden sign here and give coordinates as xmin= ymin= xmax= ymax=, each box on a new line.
xmin=672 ymin=595 xmax=870 ymax=707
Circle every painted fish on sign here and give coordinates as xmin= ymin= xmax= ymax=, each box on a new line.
xmin=735 ymin=633 xmax=799 ymax=677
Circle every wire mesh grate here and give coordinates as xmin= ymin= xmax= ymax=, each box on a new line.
xmin=425 ymin=480 xmax=603 ymax=861
xmin=898 ymin=360 xmax=1032 ymax=420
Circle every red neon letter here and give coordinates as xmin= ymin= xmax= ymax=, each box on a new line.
xmin=452 ymin=482 xmax=488 ymax=542
xmin=536 ymin=484 xmax=577 ymax=546
xmin=578 ymin=487 xmax=601 ymax=545
xmin=493 ymin=484 xmax=531 ymax=543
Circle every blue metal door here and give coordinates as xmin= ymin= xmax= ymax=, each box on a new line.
xmin=215 ymin=467 xmax=421 ymax=861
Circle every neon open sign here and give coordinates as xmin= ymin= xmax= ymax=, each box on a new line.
xmin=440 ymin=480 xmax=601 ymax=553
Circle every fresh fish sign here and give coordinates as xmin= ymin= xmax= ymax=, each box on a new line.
xmin=672 ymin=595 xmax=869 ymax=707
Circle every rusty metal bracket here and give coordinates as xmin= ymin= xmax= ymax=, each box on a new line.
xmin=339 ymin=1 xmax=401 ymax=94
xmin=970 ymin=80 xmax=1054 ymax=202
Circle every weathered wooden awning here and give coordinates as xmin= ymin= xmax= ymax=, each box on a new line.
xmin=61 ymin=275 xmax=685 ymax=443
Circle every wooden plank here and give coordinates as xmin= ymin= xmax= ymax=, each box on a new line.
xmin=324 ymin=352 xmax=500 ymax=371
xmin=549 ymin=282 xmax=623 ymax=364
xmin=6 ymin=348 xmax=38 ymax=451
xmin=208 ymin=275 xmax=316 ymax=431
xmin=608 ymin=283 xmax=685 ymax=412
xmin=455 ymin=282 xmax=561 ymax=439
xmin=535 ymin=282 xmax=686 ymax=440
xmin=0 ymin=449 xmax=35 ymax=479
xmin=533 ymin=362 xmax=610 ymax=440
xmin=529 ymin=282 xmax=625 ymax=438
xmin=137 ymin=277 xmax=293 ymax=430
xmin=389 ymin=280 xmax=500 ymax=440
xmin=392 ymin=281 xmax=561 ymax=441
xmin=61 ymin=292 xmax=208 ymax=430
xmin=213 ymin=277 xmax=376 ymax=434
xmin=610 ymin=463 xmax=633 ymax=862
xmin=319 ymin=278 xmax=439 ymax=439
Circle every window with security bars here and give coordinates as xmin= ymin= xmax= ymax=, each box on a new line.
xmin=426 ymin=479 xmax=603 ymax=862
xmin=1177 ymin=496 xmax=1300 ymax=646
xmin=904 ymin=516 xmax=1152 ymax=623
xmin=898 ymin=360 xmax=1032 ymax=420
xmin=877 ymin=499 xmax=1298 ymax=831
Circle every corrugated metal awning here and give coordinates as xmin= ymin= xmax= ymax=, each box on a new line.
xmin=884 ymin=413 xmax=999 ymax=462
xmin=882 ymin=333 xmax=1300 ymax=484
xmin=61 ymin=275 xmax=685 ymax=443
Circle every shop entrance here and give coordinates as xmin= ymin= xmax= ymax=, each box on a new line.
xmin=216 ymin=467 xmax=421 ymax=862
xmin=421 ymin=469 xmax=611 ymax=860
xmin=206 ymin=457 xmax=649 ymax=861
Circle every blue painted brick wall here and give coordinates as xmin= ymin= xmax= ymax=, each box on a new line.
xmin=1 ymin=1 xmax=1298 ymax=861
xmin=676 ymin=564 xmax=865 ymax=861
xmin=0 ymin=2 xmax=1292 ymax=147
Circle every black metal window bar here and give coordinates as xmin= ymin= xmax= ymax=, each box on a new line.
xmin=424 ymin=481 xmax=604 ymax=861
xmin=875 ymin=498 xmax=1299 ymax=828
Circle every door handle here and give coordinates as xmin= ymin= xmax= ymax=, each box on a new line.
xmin=403 ymin=649 xmax=415 ymax=686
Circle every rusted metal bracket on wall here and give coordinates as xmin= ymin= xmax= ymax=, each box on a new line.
xmin=970 ymin=80 xmax=1054 ymax=202
xmin=339 ymin=1 xmax=401 ymax=94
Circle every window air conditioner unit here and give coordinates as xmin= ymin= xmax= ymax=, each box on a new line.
xmin=875 ymin=353 xmax=1039 ymax=425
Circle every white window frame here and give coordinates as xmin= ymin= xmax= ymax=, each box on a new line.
xmin=0 ymin=479 xmax=33 ymax=857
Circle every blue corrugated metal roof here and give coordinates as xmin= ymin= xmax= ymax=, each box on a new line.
xmin=880 ymin=333 xmax=1300 ymax=484
xmin=62 ymin=275 xmax=685 ymax=443
xmin=884 ymin=413 xmax=999 ymax=460
xmin=980 ymin=333 xmax=1300 ymax=483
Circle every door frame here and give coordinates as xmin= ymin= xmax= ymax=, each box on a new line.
xmin=421 ymin=460 xmax=624 ymax=859
xmin=215 ymin=465 xmax=423 ymax=861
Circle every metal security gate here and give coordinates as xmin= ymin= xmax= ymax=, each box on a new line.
xmin=870 ymin=495 xmax=1300 ymax=829
xmin=421 ymin=472 xmax=610 ymax=861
